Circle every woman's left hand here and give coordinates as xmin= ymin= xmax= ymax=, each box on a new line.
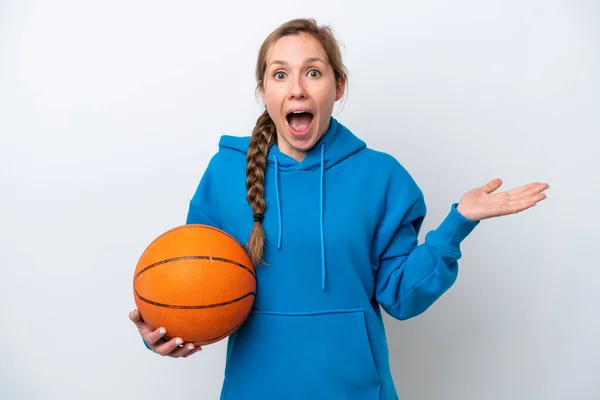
xmin=456 ymin=178 xmax=549 ymax=222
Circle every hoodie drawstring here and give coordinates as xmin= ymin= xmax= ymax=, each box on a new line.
xmin=271 ymin=153 xmax=282 ymax=249
xmin=320 ymin=144 xmax=326 ymax=291
xmin=269 ymin=147 xmax=326 ymax=291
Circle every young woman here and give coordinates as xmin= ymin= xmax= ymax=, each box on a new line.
xmin=130 ymin=18 xmax=549 ymax=400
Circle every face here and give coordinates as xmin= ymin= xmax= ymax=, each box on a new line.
xmin=260 ymin=33 xmax=345 ymax=162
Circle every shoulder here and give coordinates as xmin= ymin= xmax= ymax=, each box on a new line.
xmin=202 ymin=134 xmax=250 ymax=174
xmin=362 ymin=148 xmax=416 ymax=181
xmin=359 ymin=148 xmax=424 ymax=205
xmin=218 ymin=134 xmax=251 ymax=154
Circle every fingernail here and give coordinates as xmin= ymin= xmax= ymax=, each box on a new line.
xmin=159 ymin=328 xmax=166 ymax=335
xmin=187 ymin=345 xmax=195 ymax=351
xmin=176 ymin=338 xmax=183 ymax=345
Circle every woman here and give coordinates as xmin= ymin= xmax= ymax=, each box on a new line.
xmin=130 ymin=18 xmax=549 ymax=400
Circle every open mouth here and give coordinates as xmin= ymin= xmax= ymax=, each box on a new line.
xmin=286 ymin=110 xmax=314 ymax=136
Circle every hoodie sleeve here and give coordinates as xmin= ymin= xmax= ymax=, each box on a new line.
xmin=185 ymin=153 xmax=221 ymax=228
xmin=372 ymin=161 xmax=479 ymax=320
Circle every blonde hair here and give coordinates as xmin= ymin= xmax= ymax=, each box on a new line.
xmin=246 ymin=18 xmax=348 ymax=266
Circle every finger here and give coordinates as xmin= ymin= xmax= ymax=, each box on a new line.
xmin=529 ymin=192 xmax=548 ymax=204
xmin=144 ymin=326 xmax=168 ymax=347
xmin=182 ymin=345 xmax=203 ymax=358
xmin=170 ymin=343 xmax=199 ymax=358
xmin=507 ymin=182 xmax=548 ymax=197
xmin=129 ymin=309 xmax=143 ymax=324
xmin=130 ymin=310 xmax=158 ymax=339
xmin=129 ymin=310 xmax=153 ymax=336
xmin=154 ymin=337 xmax=185 ymax=356
xmin=482 ymin=178 xmax=503 ymax=194
xmin=507 ymin=182 xmax=539 ymax=194
xmin=510 ymin=186 xmax=549 ymax=203
xmin=521 ymin=183 xmax=550 ymax=198
xmin=520 ymin=190 xmax=548 ymax=204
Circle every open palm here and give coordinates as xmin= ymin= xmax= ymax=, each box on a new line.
xmin=456 ymin=179 xmax=549 ymax=221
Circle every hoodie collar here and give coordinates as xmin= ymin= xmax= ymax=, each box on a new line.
xmin=218 ymin=117 xmax=366 ymax=172
xmin=266 ymin=116 xmax=342 ymax=171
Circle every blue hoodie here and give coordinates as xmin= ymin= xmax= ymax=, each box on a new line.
xmin=185 ymin=117 xmax=479 ymax=400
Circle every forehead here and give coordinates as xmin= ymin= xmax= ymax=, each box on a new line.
xmin=267 ymin=33 xmax=328 ymax=66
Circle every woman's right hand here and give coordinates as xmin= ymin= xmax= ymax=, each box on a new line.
xmin=129 ymin=309 xmax=202 ymax=358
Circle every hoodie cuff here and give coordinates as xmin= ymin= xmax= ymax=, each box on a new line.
xmin=434 ymin=203 xmax=480 ymax=253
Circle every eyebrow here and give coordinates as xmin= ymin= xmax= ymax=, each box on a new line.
xmin=268 ymin=57 xmax=325 ymax=68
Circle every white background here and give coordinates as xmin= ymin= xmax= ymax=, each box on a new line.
xmin=1 ymin=0 xmax=598 ymax=399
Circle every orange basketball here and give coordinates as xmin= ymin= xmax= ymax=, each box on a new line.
xmin=133 ymin=224 xmax=256 ymax=346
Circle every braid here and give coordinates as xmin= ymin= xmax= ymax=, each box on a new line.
xmin=246 ymin=109 xmax=276 ymax=265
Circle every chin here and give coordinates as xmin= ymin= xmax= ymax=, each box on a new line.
xmin=288 ymin=129 xmax=320 ymax=148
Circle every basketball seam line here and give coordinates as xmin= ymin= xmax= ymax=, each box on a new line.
xmin=136 ymin=255 xmax=256 ymax=279
xmin=134 ymin=289 xmax=256 ymax=309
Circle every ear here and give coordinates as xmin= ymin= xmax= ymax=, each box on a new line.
xmin=335 ymin=76 xmax=346 ymax=101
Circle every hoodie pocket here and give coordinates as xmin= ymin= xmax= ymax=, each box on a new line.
xmin=221 ymin=309 xmax=381 ymax=400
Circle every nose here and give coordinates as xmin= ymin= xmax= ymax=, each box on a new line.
xmin=288 ymin=76 xmax=307 ymax=100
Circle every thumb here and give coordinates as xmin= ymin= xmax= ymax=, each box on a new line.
xmin=482 ymin=178 xmax=503 ymax=194
xmin=129 ymin=309 xmax=144 ymax=326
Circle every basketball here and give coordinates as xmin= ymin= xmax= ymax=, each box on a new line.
xmin=133 ymin=224 xmax=256 ymax=346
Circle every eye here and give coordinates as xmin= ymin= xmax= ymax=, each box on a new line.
xmin=274 ymin=71 xmax=287 ymax=80
xmin=308 ymin=69 xmax=321 ymax=78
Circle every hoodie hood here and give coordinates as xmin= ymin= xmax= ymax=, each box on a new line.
xmin=217 ymin=117 xmax=366 ymax=291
